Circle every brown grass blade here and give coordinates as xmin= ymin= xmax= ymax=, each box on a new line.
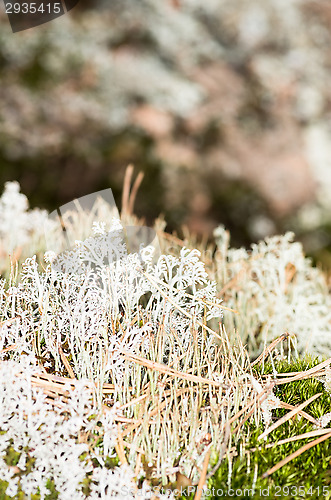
xmin=121 ymin=388 xmax=188 ymax=438
xmin=264 ymin=428 xmax=331 ymax=449
xmin=258 ymin=393 xmax=322 ymax=441
xmin=115 ymin=424 xmax=128 ymax=466
xmin=119 ymin=393 xmax=148 ymax=411
xmin=143 ymin=271 xmax=238 ymax=314
xmin=251 ymin=333 xmax=290 ymax=367
xmin=0 ymin=343 xmax=18 ymax=354
xmin=206 ymin=423 xmax=230 ymax=480
xmin=141 ymin=271 xmax=223 ymax=341
xmin=121 ymin=164 xmax=134 ymax=215
xmin=0 ymin=317 xmax=20 ymax=328
xmin=274 ymin=358 xmax=331 ymax=385
xmin=227 ymin=381 xmax=276 ymax=433
xmin=122 ymin=351 xmax=221 ymax=387
xmin=279 ymin=401 xmax=318 ymax=426
xmin=58 ymin=346 xmax=75 ymax=379
xmin=262 ymin=432 xmax=331 ymax=478
xmin=159 ymin=231 xmax=186 ymax=248
xmin=128 ymin=171 xmax=144 ymax=216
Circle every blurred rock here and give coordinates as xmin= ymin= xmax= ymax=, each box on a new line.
xmin=131 ymin=106 xmax=173 ymax=139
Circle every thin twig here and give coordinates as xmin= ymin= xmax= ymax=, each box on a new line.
xmin=194 ymin=448 xmax=211 ymax=500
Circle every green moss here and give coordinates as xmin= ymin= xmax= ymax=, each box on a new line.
xmin=1 ymin=357 xmax=330 ymax=498
xmin=180 ymin=357 xmax=331 ymax=500
xmin=45 ymin=479 xmax=59 ymax=500
xmin=4 ymin=446 xmax=21 ymax=467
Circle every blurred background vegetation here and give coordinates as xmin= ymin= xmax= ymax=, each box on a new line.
xmin=1 ymin=0 xmax=331 ymax=266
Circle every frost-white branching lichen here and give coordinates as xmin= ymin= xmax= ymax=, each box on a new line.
xmin=0 ymin=356 xmax=175 ymax=499
xmin=214 ymin=226 xmax=331 ymax=356
xmin=0 ymin=208 xmax=227 ymax=490
xmin=0 ymin=182 xmax=48 ymax=262
xmin=2 ymin=183 xmax=331 ymax=494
